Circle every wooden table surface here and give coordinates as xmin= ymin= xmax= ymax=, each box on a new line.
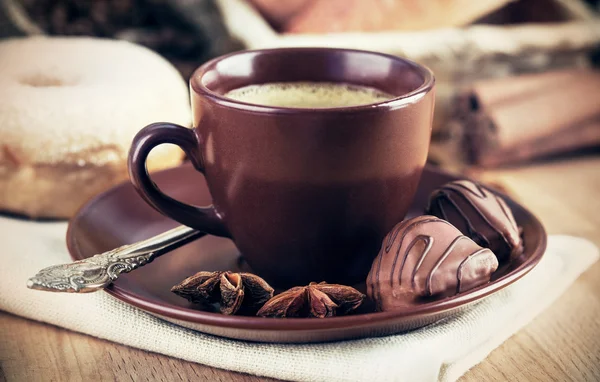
xmin=1 ymin=155 xmax=599 ymax=382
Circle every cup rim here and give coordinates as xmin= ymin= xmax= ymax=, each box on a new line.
xmin=190 ymin=47 xmax=435 ymax=114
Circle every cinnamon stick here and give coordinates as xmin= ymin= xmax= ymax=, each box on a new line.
xmin=456 ymin=70 xmax=600 ymax=167
xmin=473 ymin=118 xmax=600 ymax=167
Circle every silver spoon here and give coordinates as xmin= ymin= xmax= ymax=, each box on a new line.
xmin=27 ymin=225 xmax=205 ymax=293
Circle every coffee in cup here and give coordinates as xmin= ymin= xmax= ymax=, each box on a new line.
xmin=224 ymin=81 xmax=394 ymax=108
xmin=129 ymin=48 xmax=435 ymax=287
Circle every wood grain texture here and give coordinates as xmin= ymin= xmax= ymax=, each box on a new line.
xmin=1 ymin=155 xmax=599 ymax=382
xmin=0 ymin=311 xmax=276 ymax=382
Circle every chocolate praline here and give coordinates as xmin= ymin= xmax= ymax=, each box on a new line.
xmin=426 ymin=180 xmax=523 ymax=263
xmin=367 ymin=215 xmax=498 ymax=311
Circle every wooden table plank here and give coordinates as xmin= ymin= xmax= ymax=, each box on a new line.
xmin=0 ymin=311 xmax=275 ymax=382
xmin=462 ymin=155 xmax=600 ymax=382
xmin=1 ymin=155 xmax=599 ymax=381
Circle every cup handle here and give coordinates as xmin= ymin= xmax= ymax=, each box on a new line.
xmin=128 ymin=122 xmax=230 ymax=237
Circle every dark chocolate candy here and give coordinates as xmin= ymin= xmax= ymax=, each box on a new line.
xmin=426 ymin=180 xmax=523 ymax=263
xmin=367 ymin=215 xmax=498 ymax=311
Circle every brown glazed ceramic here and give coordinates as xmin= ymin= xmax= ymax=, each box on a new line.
xmin=67 ymin=164 xmax=547 ymax=343
xmin=128 ymin=48 xmax=435 ymax=288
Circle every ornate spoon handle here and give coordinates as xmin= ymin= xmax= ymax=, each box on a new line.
xmin=27 ymin=225 xmax=205 ymax=293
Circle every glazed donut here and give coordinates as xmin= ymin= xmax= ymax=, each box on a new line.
xmin=0 ymin=36 xmax=190 ymax=218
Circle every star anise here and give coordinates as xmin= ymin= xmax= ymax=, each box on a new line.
xmin=171 ymin=271 xmax=274 ymax=315
xmin=256 ymin=282 xmax=365 ymax=318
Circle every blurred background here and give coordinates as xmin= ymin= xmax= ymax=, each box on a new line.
xmin=1 ymin=0 xmax=599 ymax=174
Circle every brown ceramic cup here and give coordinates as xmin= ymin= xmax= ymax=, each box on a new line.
xmin=128 ymin=48 xmax=435 ymax=287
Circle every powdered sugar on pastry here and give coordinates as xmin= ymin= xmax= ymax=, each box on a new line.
xmin=0 ymin=37 xmax=190 ymax=218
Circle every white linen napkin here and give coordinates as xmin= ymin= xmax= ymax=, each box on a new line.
xmin=0 ymin=216 xmax=597 ymax=382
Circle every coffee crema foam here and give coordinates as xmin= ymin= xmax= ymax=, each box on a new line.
xmin=224 ymin=82 xmax=394 ymax=108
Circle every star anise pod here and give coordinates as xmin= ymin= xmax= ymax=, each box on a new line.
xmin=256 ymin=282 xmax=365 ymax=318
xmin=171 ymin=271 xmax=274 ymax=315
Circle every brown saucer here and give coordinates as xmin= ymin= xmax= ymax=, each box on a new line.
xmin=67 ymin=164 xmax=546 ymax=343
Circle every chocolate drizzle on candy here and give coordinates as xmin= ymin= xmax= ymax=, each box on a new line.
xmin=426 ymin=180 xmax=523 ymax=262
xmin=367 ymin=216 xmax=498 ymax=311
